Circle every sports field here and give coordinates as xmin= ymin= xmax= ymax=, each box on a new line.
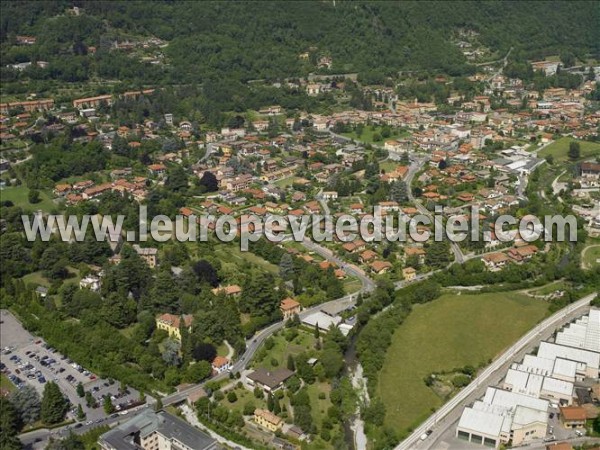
xmin=377 ymin=291 xmax=549 ymax=433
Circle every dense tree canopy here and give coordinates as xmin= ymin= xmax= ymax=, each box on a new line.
xmin=1 ymin=1 xmax=598 ymax=87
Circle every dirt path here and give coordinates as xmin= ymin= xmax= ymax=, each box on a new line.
xmin=581 ymin=244 xmax=600 ymax=269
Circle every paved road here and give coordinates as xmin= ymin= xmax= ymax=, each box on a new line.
xmin=405 ymin=156 xmax=467 ymax=264
xmin=314 ymin=188 xmax=332 ymax=216
xmin=20 ymin=405 xmax=148 ymax=449
xmin=162 ymin=236 xmax=377 ymax=406
xmin=394 ymin=292 xmax=597 ymax=450
xmin=181 ymin=404 xmax=253 ymax=450
xmin=483 ymin=47 xmax=513 ymax=82
xmin=517 ymin=173 xmax=528 ymax=198
xmin=196 ymin=142 xmax=215 ymax=165
xmin=162 ymin=290 xmax=361 ymax=406
xmin=300 ymin=238 xmax=376 ymax=292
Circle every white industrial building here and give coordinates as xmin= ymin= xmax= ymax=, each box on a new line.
xmin=301 ymin=311 xmax=342 ymax=331
xmin=502 ymin=367 xmax=574 ymax=405
xmin=512 ymin=354 xmax=580 ymax=382
xmin=539 ymin=376 xmax=574 ymax=405
xmin=456 ymin=309 xmax=599 ymax=448
xmin=555 ymin=309 xmax=600 ymax=352
xmin=537 ymin=341 xmax=599 ymax=379
xmin=456 ymin=387 xmax=549 ymax=448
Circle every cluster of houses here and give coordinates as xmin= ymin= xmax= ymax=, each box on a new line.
xmin=54 ymin=171 xmax=149 ymax=205
xmin=456 ymin=309 xmax=600 ymax=449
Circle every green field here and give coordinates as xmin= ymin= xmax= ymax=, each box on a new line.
xmin=380 ymin=160 xmax=405 ymax=173
xmin=529 ymin=280 xmax=569 ymax=296
xmin=22 ymin=270 xmax=51 ymax=288
xmin=274 ymin=176 xmax=298 ymax=188
xmin=538 ymin=137 xmax=600 ymax=162
xmin=213 ymin=245 xmax=279 ymax=275
xmin=377 ymin=292 xmax=549 ymax=433
xmin=0 ymin=185 xmax=57 ymax=212
xmin=252 ymin=329 xmax=317 ymax=369
xmin=342 ymin=126 xmax=409 ymax=145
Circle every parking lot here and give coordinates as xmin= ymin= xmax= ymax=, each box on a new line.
xmin=1 ymin=309 xmax=143 ymax=425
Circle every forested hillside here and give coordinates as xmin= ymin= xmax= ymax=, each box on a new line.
xmin=1 ymin=1 xmax=598 ymax=86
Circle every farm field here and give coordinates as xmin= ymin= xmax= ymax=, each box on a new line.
xmin=377 ymin=291 xmax=549 ymax=434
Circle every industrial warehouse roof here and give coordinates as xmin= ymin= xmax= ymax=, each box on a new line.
xmin=457 ymin=406 xmax=507 ymax=438
xmin=555 ymin=309 xmax=600 ymax=353
xmin=504 ymin=368 xmax=543 ymax=397
xmin=511 ymin=405 xmax=547 ymax=427
xmin=537 ymin=341 xmax=599 ymax=370
xmin=483 ymin=387 xmax=549 ymax=413
xmin=541 ymin=376 xmax=574 ymax=397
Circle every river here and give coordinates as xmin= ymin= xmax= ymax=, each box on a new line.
xmin=343 ymin=334 xmax=369 ymax=450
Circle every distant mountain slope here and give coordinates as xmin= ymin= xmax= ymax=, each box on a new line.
xmin=1 ymin=1 xmax=598 ymax=83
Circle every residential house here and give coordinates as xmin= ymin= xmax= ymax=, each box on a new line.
xmin=79 ymin=275 xmax=101 ymax=292
xmin=211 ymin=356 xmax=231 ymax=374
xmin=402 ymin=267 xmax=417 ymax=281
xmin=133 ymin=245 xmax=158 ymax=268
xmin=254 ymin=409 xmax=283 ymax=432
xmin=507 ymin=245 xmax=538 ymax=263
xmin=211 ymin=285 xmax=242 ymax=298
xmin=580 ymin=162 xmax=600 ymax=179
xmin=72 ymin=95 xmax=112 ymax=109
xmin=54 ymin=183 xmax=72 ymax=197
xmin=559 ymin=406 xmax=586 ymax=429
xmin=482 ymin=252 xmax=510 ymax=271
xmin=0 ymin=99 xmax=54 ymax=115
xmin=322 ymin=191 xmax=338 ymax=200
xmin=148 ymin=163 xmax=167 ymax=177
xmin=246 ymin=368 xmax=294 ymax=393
xmin=350 ymin=203 xmax=364 ymax=214
xmin=359 ymin=250 xmax=377 ymax=263
xmin=280 ymin=297 xmax=301 ymax=320
xmin=155 ymin=313 xmax=194 ymax=341
xmin=404 ymin=246 xmax=426 ymax=265
xmin=370 ymin=260 xmax=392 ymax=274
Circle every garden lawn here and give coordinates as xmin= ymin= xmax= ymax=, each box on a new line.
xmin=538 ymin=137 xmax=600 ymax=162
xmin=343 ymin=278 xmax=362 ymax=294
xmin=213 ymin=245 xmax=279 ymax=275
xmin=341 ymin=126 xmax=408 ymax=145
xmin=0 ymin=185 xmax=57 ymax=212
xmin=377 ymin=292 xmax=549 ymax=434
xmin=274 ymin=176 xmax=298 ymax=188
xmin=252 ymin=330 xmax=316 ymax=369
xmin=220 ymin=385 xmax=267 ymax=416
xmin=306 ymin=381 xmax=333 ymax=430
xmin=22 ymin=271 xmax=50 ymax=288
